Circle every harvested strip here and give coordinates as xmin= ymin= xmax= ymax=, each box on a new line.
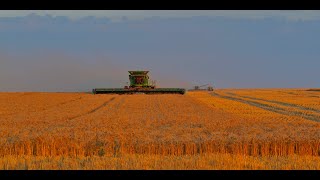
xmin=212 ymin=92 xmax=320 ymax=123
xmin=226 ymin=92 xmax=320 ymax=114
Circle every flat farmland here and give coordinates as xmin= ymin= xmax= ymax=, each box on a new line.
xmin=1 ymin=89 xmax=320 ymax=169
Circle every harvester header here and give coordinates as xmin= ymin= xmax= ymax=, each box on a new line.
xmin=92 ymin=70 xmax=185 ymax=95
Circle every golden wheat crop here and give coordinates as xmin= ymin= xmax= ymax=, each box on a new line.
xmin=0 ymin=90 xmax=320 ymax=169
xmin=1 ymin=154 xmax=320 ymax=170
xmin=187 ymin=90 xmax=320 ymax=156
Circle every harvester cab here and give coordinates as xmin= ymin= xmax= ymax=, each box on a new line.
xmin=128 ymin=71 xmax=155 ymax=89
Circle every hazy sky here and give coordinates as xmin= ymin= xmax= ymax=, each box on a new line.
xmin=1 ymin=10 xmax=320 ymax=21
xmin=0 ymin=10 xmax=319 ymax=91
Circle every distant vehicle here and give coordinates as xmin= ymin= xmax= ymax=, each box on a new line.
xmin=191 ymin=84 xmax=214 ymax=91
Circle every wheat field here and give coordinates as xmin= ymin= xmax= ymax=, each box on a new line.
xmin=0 ymin=89 xmax=320 ymax=169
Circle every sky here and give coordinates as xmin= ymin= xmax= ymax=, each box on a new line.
xmin=0 ymin=10 xmax=320 ymax=92
xmin=1 ymin=10 xmax=320 ymax=21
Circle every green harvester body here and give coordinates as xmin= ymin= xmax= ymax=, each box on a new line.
xmin=93 ymin=71 xmax=185 ymax=95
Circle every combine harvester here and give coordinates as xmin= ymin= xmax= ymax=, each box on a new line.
xmin=92 ymin=71 xmax=186 ymax=95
